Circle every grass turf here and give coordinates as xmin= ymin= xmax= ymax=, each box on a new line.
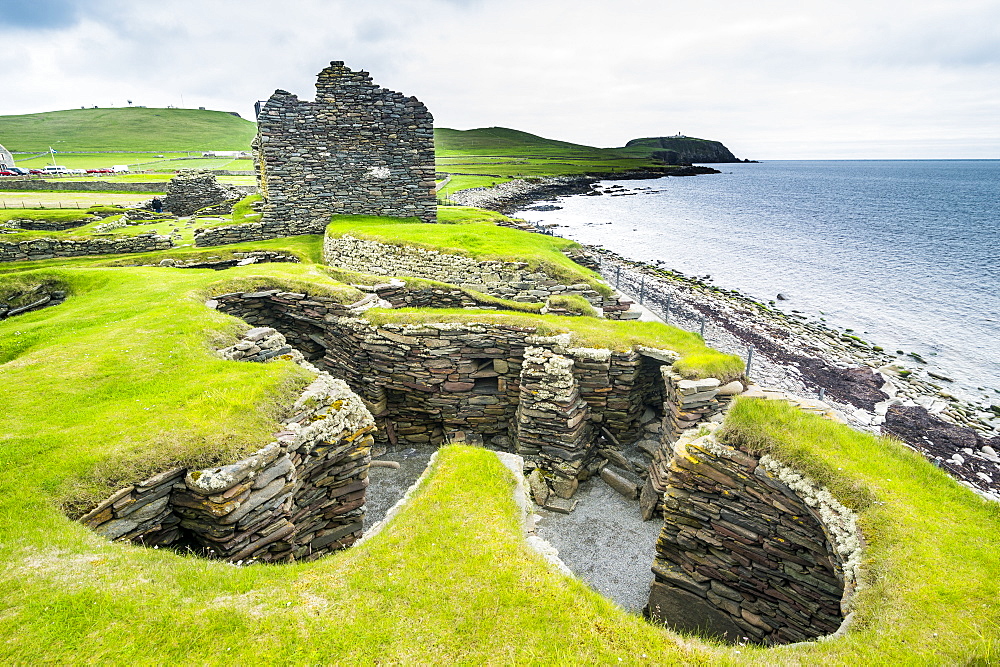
xmin=325 ymin=212 xmax=611 ymax=296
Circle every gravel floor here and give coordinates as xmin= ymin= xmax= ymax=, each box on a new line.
xmin=363 ymin=445 xmax=435 ymax=530
xmin=534 ymin=476 xmax=661 ymax=613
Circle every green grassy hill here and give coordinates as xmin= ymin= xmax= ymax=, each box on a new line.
xmin=435 ymin=127 xmax=623 ymax=158
xmin=620 ymin=136 xmax=741 ymax=163
xmin=0 ymin=107 xmax=257 ymax=152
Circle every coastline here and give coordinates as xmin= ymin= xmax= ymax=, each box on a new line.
xmin=446 ymin=167 xmax=719 ymax=214
xmin=453 ymin=175 xmax=1000 ymax=502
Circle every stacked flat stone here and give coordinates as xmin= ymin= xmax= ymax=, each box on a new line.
xmin=254 ymin=61 xmax=436 ymax=227
xmin=324 ymin=235 xmax=605 ymax=306
xmin=123 ymin=208 xmax=175 ymax=222
xmin=516 ymin=347 xmax=595 ymax=498
xmin=162 ymin=170 xmax=240 ymax=216
xmin=5 ymin=217 xmax=93 ymax=231
xmin=644 ymin=369 xmax=726 ymax=517
xmin=646 ymin=431 xmax=860 ymax=645
xmin=218 ymin=326 xmax=301 ymax=364
xmin=1 ymin=287 xmax=66 ymax=320
xmin=80 ymin=374 xmax=375 ymax=563
xmin=602 ymin=295 xmax=637 ymax=319
xmin=211 ymin=289 xmax=353 ymax=362
xmin=203 ymin=289 xmax=726 ymax=498
xmin=0 ymin=234 xmax=173 ymax=263
xmin=0 ymin=180 xmax=169 ymax=193
xmin=152 ymin=250 xmax=298 ymax=270
xmin=194 ymin=217 xmax=328 ymax=246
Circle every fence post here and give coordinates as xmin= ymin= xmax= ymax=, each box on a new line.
xmin=664 ymin=294 xmax=671 ymax=323
xmin=746 ymin=345 xmax=754 ymax=378
xmin=818 ymin=387 xmax=826 ymax=402
xmin=615 ymin=265 xmax=621 ymax=289
xmin=700 ymin=316 xmax=705 ymax=338
xmin=639 ymin=275 xmax=645 ymax=305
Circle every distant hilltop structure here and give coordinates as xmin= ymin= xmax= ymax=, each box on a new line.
xmin=253 ymin=61 xmax=437 ymax=226
xmin=624 ymin=135 xmax=745 ymax=164
xmin=0 ymin=143 xmax=14 ymax=170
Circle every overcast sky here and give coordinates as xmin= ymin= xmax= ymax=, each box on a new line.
xmin=1 ymin=0 xmax=998 ymax=159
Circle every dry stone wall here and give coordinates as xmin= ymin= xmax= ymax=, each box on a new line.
xmin=324 ymin=234 xmax=612 ymax=307
xmin=194 ymin=218 xmax=325 ymax=247
xmin=205 ymin=289 xmax=727 ymax=507
xmin=645 ymin=425 xmax=861 ymax=645
xmin=210 ymin=289 xmax=353 ymax=362
xmin=163 ymin=170 xmax=240 ymax=216
xmin=0 ymin=234 xmax=173 ymax=263
xmin=80 ymin=330 xmax=375 ymax=563
xmin=0 ymin=180 xmax=169 ymax=192
xmin=254 ymin=61 xmax=436 ymax=227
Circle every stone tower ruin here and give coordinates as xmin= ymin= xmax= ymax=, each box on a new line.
xmin=253 ymin=61 xmax=436 ymax=227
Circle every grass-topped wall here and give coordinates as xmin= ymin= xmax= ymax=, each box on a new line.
xmin=324 ymin=212 xmax=610 ymax=296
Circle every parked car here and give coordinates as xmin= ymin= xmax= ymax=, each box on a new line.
xmin=28 ymin=169 xmax=44 ymax=175
xmin=0 ymin=170 xmax=16 ymax=176
xmin=8 ymin=167 xmax=30 ymax=175
xmin=42 ymin=165 xmax=69 ymax=174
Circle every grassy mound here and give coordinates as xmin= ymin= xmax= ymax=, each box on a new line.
xmin=325 ymin=212 xmax=610 ymax=296
xmin=0 ymin=108 xmax=256 ymax=152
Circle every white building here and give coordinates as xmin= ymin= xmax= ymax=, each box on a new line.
xmin=0 ymin=143 xmax=14 ymax=170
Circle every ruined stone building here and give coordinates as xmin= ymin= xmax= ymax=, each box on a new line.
xmin=253 ymin=61 xmax=437 ymax=228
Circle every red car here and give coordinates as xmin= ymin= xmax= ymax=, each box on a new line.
xmin=0 ymin=170 xmax=16 ymax=176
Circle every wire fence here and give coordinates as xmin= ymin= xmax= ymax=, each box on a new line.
xmin=597 ymin=255 xmax=756 ymax=377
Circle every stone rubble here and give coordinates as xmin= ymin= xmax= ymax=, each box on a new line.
xmin=162 ymin=169 xmax=241 ymax=217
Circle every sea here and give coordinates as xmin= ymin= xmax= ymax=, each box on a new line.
xmin=514 ymin=160 xmax=1000 ymax=405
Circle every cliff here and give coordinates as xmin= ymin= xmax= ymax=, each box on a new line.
xmin=622 ymin=136 xmax=742 ymax=164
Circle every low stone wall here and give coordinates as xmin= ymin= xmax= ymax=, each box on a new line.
xmin=210 ymin=289 xmax=353 ymax=361
xmin=0 ymin=179 xmax=169 ymax=192
xmin=3 ymin=218 xmax=93 ymax=231
xmin=194 ymin=218 xmax=326 ymax=247
xmin=0 ymin=234 xmax=173 ymax=263
xmin=80 ymin=332 xmax=375 ymax=563
xmin=368 ymin=281 xmax=530 ymax=311
xmin=324 ymin=234 xmax=609 ymax=307
xmin=0 ymin=284 xmax=67 ymax=319
xmin=646 ymin=425 xmax=862 ymax=645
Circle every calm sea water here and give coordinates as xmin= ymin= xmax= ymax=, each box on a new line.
xmin=515 ymin=160 xmax=1000 ymax=401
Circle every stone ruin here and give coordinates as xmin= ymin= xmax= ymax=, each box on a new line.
xmin=162 ymin=170 xmax=241 ymax=216
xmin=253 ymin=61 xmax=436 ymax=227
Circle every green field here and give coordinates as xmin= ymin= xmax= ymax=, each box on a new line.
xmin=0 ymin=107 xmax=256 ymax=152
xmin=435 ymin=127 xmax=664 ymax=179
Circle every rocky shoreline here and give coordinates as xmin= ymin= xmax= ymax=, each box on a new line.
xmin=454 ymin=175 xmax=1000 ymax=502
xmin=448 ymin=168 xmax=719 ymax=215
